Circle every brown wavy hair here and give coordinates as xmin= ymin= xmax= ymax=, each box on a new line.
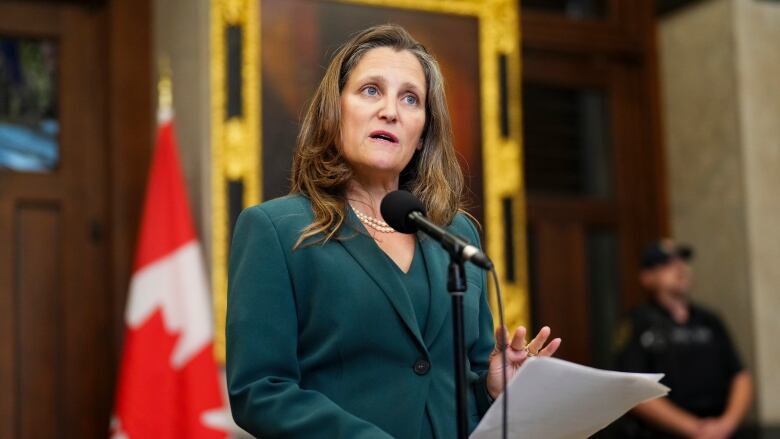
xmin=290 ymin=24 xmax=464 ymax=247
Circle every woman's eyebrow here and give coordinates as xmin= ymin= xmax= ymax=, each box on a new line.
xmin=357 ymin=74 xmax=386 ymax=85
xmin=402 ymin=81 xmax=424 ymax=96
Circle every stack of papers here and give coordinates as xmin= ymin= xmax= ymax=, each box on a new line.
xmin=471 ymin=357 xmax=669 ymax=439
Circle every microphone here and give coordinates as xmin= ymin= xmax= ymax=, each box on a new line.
xmin=380 ymin=190 xmax=493 ymax=270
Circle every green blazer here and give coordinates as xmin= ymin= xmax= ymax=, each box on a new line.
xmin=226 ymin=194 xmax=495 ymax=438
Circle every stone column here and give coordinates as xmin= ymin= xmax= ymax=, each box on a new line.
xmin=154 ymin=0 xmax=212 ymax=259
xmin=734 ymin=0 xmax=780 ymax=426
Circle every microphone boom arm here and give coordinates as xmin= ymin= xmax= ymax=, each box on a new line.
xmin=407 ymin=212 xmax=493 ymax=270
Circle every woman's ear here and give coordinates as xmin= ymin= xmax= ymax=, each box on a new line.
xmin=416 ymin=138 xmax=423 ymax=151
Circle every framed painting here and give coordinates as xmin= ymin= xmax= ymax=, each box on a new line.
xmin=211 ymin=0 xmax=526 ymax=362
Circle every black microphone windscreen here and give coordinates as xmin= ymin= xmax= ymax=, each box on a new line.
xmin=380 ymin=190 xmax=426 ymax=234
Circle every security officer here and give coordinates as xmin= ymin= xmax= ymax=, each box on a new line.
xmin=614 ymin=240 xmax=752 ymax=438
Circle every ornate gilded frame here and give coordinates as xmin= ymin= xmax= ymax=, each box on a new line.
xmin=211 ymin=0 xmax=527 ymax=362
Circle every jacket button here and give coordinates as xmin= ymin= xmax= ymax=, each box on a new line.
xmin=413 ymin=359 xmax=430 ymax=375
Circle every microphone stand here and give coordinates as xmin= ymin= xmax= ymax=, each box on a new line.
xmin=382 ymin=192 xmax=497 ymax=438
xmin=442 ymin=235 xmax=469 ymax=439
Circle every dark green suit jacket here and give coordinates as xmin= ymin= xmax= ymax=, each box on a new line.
xmin=226 ymin=195 xmax=495 ymax=438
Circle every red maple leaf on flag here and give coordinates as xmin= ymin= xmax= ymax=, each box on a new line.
xmin=111 ymin=116 xmax=227 ymax=439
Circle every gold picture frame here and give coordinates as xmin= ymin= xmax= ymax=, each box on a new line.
xmin=211 ymin=0 xmax=528 ymax=363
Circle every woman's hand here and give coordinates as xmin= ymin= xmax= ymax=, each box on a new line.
xmin=486 ymin=325 xmax=561 ymax=400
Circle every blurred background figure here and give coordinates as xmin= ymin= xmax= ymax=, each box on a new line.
xmin=615 ymin=240 xmax=752 ymax=438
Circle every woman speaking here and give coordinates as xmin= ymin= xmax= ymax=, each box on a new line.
xmin=226 ymin=24 xmax=560 ymax=438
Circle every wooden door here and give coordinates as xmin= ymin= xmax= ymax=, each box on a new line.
xmin=521 ymin=48 xmax=665 ymax=367
xmin=519 ymin=0 xmax=666 ymax=368
xmin=0 ymin=3 xmax=113 ymax=437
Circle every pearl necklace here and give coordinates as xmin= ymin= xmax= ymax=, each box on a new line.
xmin=352 ymin=206 xmax=396 ymax=233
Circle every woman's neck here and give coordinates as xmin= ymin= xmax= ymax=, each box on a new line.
xmin=345 ymin=177 xmax=398 ymax=218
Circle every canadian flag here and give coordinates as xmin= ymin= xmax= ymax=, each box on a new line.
xmin=111 ymin=110 xmax=227 ymax=438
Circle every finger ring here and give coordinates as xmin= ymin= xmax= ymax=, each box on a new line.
xmin=523 ymin=345 xmax=538 ymax=357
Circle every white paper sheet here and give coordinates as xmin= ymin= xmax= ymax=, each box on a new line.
xmin=470 ymin=356 xmax=669 ymax=439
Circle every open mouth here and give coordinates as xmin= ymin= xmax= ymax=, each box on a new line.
xmin=369 ymin=131 xmax=399 ymax=143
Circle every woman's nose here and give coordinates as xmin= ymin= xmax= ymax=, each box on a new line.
xmin=377 ymin=98 xmax=398 ymax=122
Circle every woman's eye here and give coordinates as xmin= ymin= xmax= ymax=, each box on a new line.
xmin=363 ymin=86 xmax=378 ymax=96
xmin=403 ymin=95 xmax=418 ymax=105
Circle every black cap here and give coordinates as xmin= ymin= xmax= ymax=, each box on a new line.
xmin=640 ymin=239 xmax=693 ymax=269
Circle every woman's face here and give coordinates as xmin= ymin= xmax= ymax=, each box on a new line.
xmin=339 ymin=47 xmax=427 ymax=183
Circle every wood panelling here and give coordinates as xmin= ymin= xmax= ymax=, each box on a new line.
xmin=16 ymin=204 xmax=63 ymax=439
xmin=0 ymin=201 xmax=12 ymax=437
xmin=61 ymin=7 xmax=114 ymax=436
xmin=527 ymin=197 xmax=617 ymax=225
xmin=108 ymin=0 xmax=154 ymax=362
xmin=522 ymin=0 xmax=654 ymax=57
xmin=532 ymin=221 xmax=591 ymax=364
xmin=0 ymin=3 xmax=61 ymax=36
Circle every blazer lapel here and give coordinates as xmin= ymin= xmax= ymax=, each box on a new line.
xmin=419 ymin=236 xmax=451 ymax=347
xmin=337 ymin=213 xmax=427 ymax=352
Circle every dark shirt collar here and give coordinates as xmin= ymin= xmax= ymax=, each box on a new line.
xmin=647 ymin=297 xmax=698 ymax=325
